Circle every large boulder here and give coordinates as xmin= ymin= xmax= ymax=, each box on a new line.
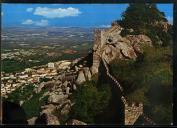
xmin=43 ymin=81 xmax=56 ymax=91
xmin=27 ymin=117 xmax=37 ymax=125
xmin=57 ymin=99 xmax=71 ymax=109
xmin=55 ymin=80 xmax=62 ymax=88
xmin=66 ymin=119 xmax=87 ymax=125
xmin=101 ymin=37 xmax=137 ymax=63
xmin=35 ymin=81 xmax=56 ymax=93
xmin=41 ymin=104 xmax=56 ymax=115
xmin=126 ymin=35 xmax=152 ymax=53
xmin=75 ymin=70 xmax=86 ymax=85
xmin=65 ymin=87 xmax=70 ymax=95
xmin=118 ymin=40 xmax=137 ymax=60
xmin=72 ymin=84 xmax=77 ymax=90
xmin=48 ymin=93 xmax=68 ymax=104
xmin=35 ymin=113 xmax=60 ymax=125
xmin=83 ymin=67 xmax=92 ymax=81
xmin=75 ymin=66 xmax=79 ymax=72
xmin=60 ymin=104 xmax=71 ymax=116
xmin=55 ymin=88 xmax=63 ymax=94
xmin=45 ymin=114 xmax=60 ymax=125
xmin=63 ymin=81 xmax=69 ymax=88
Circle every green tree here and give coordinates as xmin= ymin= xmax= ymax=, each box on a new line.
xmin=22 ymin=89 xmax=49 ymax=119
xmin=119 ymin=3 xmax=172 ymax=46
xmin=70 ymin=80 xmax=111 ymax=124
xmin=6 ymin=84 xmax=35 ymax=104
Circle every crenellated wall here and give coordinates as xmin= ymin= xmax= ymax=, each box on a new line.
xmin=90 ymin=22 xmax=153 ymax=125
xmin=102 ymin=57 xmax=144 ymax=125
xmin=124 ymin=102 xmax=143 ymax=125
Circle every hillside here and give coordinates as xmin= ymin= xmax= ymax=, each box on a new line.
xmin=2 ymin=4 xmax=173 ymax=125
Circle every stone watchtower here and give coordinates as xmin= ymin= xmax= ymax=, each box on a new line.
xmin=91 ymin=21 xmax=123 ymax=75
xmin=91 ymin=29 xmax=102 ymax=75
xmin=124 ymin=102 xmax=143 ymax=125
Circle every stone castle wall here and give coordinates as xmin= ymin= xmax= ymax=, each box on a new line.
xmin=124 ymin=102 xmax=143 ymax=125
xmin=91 ymin=29 xmax=102 ymax=75
xmin=91 ymin=23 xmax=123 ymax=74
xmin=91 ymin=23 xmax=148 ymax=125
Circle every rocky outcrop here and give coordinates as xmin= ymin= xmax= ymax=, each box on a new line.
xmin=72 ymin=84 xmax=77 ymax=90
xmin=45 ymin=114 xmax=60 ymax=125
xmin=91 ymin=22 xmax=152 ymax=74
xmin=35 ymin=81 xmax=57 ymax=93
xmin=126 ymin=35 xmax=152 ymax=53
xmin=75 ymin=70 xmax=86 ymax=85
xmin=83 ymin=67 xmax=92 ymax=81
xmin=48 ymin=92 xmax=68 ymax=104
xmin=37 ymin=113 xmax=60 ymax=125
xmin=60 ymin=103 xmax=71 ymax=116
xmin=41 ymin=104 xmax=56 ymax=115
xmin=75 ymin=67 xmax=92 ymax=85
xmin=27 ymin=117 xmax=37 ymax=125
xmin=63 ymin=81 xmax=69 ymax=88
xmin=66 ymin=119 xmax=87 ymax=125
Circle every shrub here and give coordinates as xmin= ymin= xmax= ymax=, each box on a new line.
xmin=6 ymin=84 xmax=35 ymax=104
xmin=22 ymin=89 xmax=49 ymax=119
xmin=5 ymin=83 xmax=49 ymax=119
xmin=70 ymin=80 xmax=111 ymax=124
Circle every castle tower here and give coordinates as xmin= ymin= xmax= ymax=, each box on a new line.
xmin=91 ymin=29 xmax=102 ymax=75
xmin=124 ymin=102 xmax=143 ymax=125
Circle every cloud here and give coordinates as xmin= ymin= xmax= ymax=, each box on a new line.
xmin=26 ymin=8 xmax=34 ymax=12
xmin=1 ymin=12 xmax=3 ymax=16
xmin=22 ymin=19 xmax=48 ymax=26
xmin=35 ymin=20 xmax=48 ymax=26
xmin=167 ymin=16 xmax=173 ymax=25
xmin=22 ymin=19 xmax=33 ymax=25
xmin=99 ymin=25 xmax=111 ymax=28
xmin=33 ymin=7 xmax=82 ymax=18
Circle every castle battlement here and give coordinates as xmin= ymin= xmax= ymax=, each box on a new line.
xmin=125 ymin=102 xmax=143 ymax=125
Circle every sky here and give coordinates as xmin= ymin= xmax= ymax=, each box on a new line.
xmin=1 ymin=4 xmax=173 ymax=28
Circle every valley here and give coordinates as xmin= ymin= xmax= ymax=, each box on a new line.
xmin=1 ymin=27 xmax=94 ymax=73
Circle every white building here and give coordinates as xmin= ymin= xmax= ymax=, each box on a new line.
xmin=48 ymin=62 xmax=55 ymax=68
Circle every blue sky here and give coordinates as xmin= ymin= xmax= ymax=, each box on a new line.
xmin=1 ymin=4 xmax=173 ymax=28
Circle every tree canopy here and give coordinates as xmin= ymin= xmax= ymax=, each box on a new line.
xmin=119 ymin=4 xmax=172 ymax=46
